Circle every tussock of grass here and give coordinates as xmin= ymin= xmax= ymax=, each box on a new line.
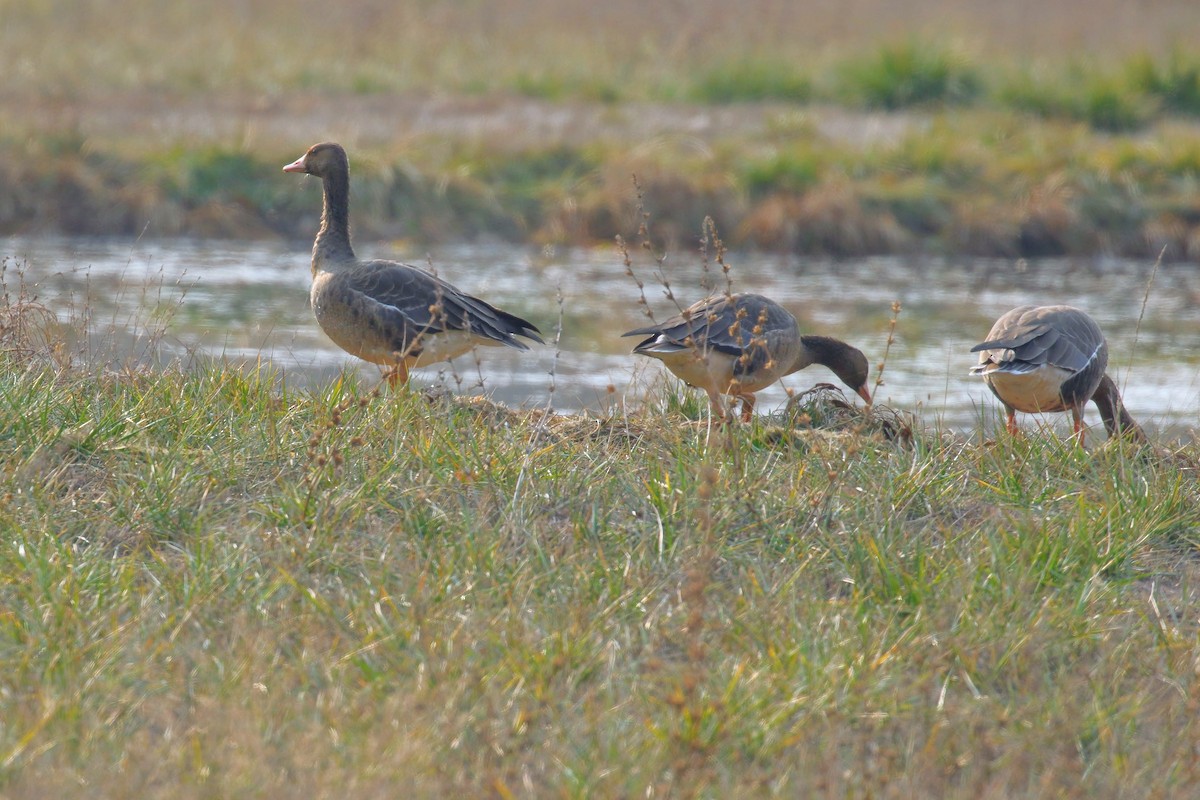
xmin=688 ymin=59 xmax=813 ymax=104
xmin=1 ymin=272 xmax=1198 ymax=797
xmin=835 ymin=41 xmax=984 ymax=110
xmin=1129 ymin=50 xmax=1200 ymax=116
xmin=998 ymin=68 xmax=1158 ymax=132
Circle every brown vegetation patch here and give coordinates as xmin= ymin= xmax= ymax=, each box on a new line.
xmin=950 ymin=199 xmax=1023 ymax=257
xmin=1143 ymin=214 xmax=1200 ymax=262
xmin=786 ymin=383 xmax=914 ymax=445
xmin=1016 ymin=175 xmax=1093 ymax=256
xmin=741 ymin=186 xmax=913 ymax=256
xmin=3 ymin=108 xmax=1200 ymax=259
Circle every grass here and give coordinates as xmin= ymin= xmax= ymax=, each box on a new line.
xmin=835 ymin=42 xmax=984 ymax=110
xmin=688 ymin=59 xmax=813 ymax=104
xmin=997 ymin=67 xmax=1159 ymax=132
xmin=1128 ymin=50 xmax=1200 ymax=116
xmin=3 ymin=0 xmax=1198 ymax=106
xmin=3 ymin=0 xmax=1200 ymax=124
xmin=4 ymin=109 xmax=1200 ymax=259
xmin=0 ymin=253 xmax=1199 ymax=797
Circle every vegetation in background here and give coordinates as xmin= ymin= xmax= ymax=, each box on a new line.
xmin=1128 ymin=50 xmax=1200 ymax=116
xmin=688 ymin=59 xmax=813 ymax=104
xmin=4 ymin=110 xmax=1200 ymax=260
xmin=3 ymin=0 xmax=1200 ymax=257
xmin=835 ymin=42 xmax=984 ymax=109
xmin=3 ymin=0 xmax=1198 ymax=110
xmin=997 ymin=68 xmax=1158 ymax=132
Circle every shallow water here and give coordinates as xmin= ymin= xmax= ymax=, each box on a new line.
xmin=4 ymin=236 xmax=1200 ymax=437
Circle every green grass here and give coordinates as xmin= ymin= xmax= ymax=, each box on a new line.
xmin=0 ymin=286 xmax=1199 ymax=797
xmin=687 ymin=59 xmax=813 ymax=104
xmin=4 ymin=0 xmax=1199 ymax=118
xmin=512 ymin=72 xmax=623 ymax=104
xmin=835 ymin=42 xmax=984 ymax=109
xmin=739 ymin=147 xmax=825 ymax=197
xmin=998 ymin=68 xmax=1158 ymax=132
xmin=1128 ymin=50 xmax=1200 ymax=116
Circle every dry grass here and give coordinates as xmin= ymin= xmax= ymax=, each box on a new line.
xmin=4 ymin=0 xmax=1199 ymax=98
xmin=6 ymin=93 xmax=1200 ymax=258
xmin=1 ymin=353 xmax=1197 ymax=798
xmin=1 ymin=256 xmax=1199 ymax=797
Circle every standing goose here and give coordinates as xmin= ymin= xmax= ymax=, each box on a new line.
xmin=970 ymin=305 xmax=1145 ymax=445
xmin=623 ymin=293 xmax=871 ymax=421
xmin=283 ymin=142 xmax=542 ymax=386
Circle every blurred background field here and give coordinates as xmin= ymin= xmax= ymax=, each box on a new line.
xmin=5 ymin=0 xmax=1200 ymax=99
xmin=3 ymin=0 xmax=1200 ymax=258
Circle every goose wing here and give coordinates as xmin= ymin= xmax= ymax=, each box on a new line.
xmin=624 ymin=293 xmax=789 ymax=356
xmin=349 ymin=261 xmax=543 ymax=351
xmin=970 ymin=305 xmax=1103 ymax=375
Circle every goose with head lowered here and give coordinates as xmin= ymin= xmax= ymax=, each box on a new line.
xmin=970 ymin=304 xmax=1145 ymax=445
xmin=623 ymin=292 xmax=872 ymax=422
xmin=283 ymin=142 xmax=542 ymax=386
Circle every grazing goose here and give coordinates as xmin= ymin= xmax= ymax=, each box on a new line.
xmin=623 ymin=293 xmax=872 ymax=421
xmin=970 ymin=305 xmax=1145 ymax=445
xmin=283 ymin=142 xmax=542 ymax=386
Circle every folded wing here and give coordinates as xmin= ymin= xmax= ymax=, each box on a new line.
xmin=970 ymin=305 xmax=1101 ymax=376
xmin=348 ymin=261 xmax=544 ymax=355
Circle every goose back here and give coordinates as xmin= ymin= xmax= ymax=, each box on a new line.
xmin=971 ymin=305 xmax=1107 ymax=413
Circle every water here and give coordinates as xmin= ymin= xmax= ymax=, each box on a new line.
xmin=4 ymin=236 xmax=1199 ymax=437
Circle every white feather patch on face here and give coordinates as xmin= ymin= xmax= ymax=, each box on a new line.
xmin=985 ymin=365 xmax=1075 ymax=413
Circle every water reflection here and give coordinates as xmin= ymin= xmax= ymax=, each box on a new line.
xmin=4 ymin=236 xmax=1199 ymax=437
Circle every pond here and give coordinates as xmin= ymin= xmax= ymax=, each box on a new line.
xmin=4 ymin=236 xmax=1199 ymax=438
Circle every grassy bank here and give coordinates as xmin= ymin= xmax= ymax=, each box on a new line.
xmin=4 ymin=108 xmax=1200 ymax=260
xmin=1 ymin=275 xmax=1199 ymax=797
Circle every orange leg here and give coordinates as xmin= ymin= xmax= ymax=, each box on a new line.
xmin=1071 ymin=408 xmax=1086 ymax=447
xmin=385 ymin=362 xmax=410 ymax=388
xmin=738 ymin=393 xmax=756 ymax=423
xmin=1005 ymin=409 xmax=1019 ymax=436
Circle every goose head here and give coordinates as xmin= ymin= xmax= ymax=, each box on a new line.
xmin=283 ymin=142 xmax=348 ymax=178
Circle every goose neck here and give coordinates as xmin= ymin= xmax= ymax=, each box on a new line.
xmin=314 ymin=168 xmax=355 ymax=268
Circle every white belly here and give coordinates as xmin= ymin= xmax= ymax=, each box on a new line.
xmin=654 ymin=349 xmax=782 ymax=394
xmin=349 ymin=329 xmax=492 ymax=368
xmin=986 ymin=367 xmax=1073 ymax=413
xmin=408 ymin=330 xmax=491 ymax=367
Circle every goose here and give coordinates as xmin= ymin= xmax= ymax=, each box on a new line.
xmin=623 ymin=292 xmax=871 ymax=421
xmin=283 ymin=142 xmax=542 ymax=386
xmin=970 ymin=305 xmax=1145 ymax=445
